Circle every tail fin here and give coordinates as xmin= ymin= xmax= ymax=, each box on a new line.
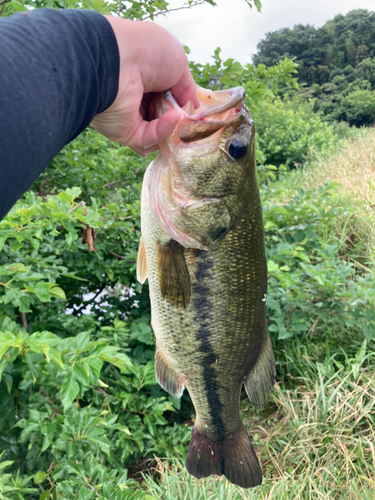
xmin=185 ymin=425 xmax=262 ymax=488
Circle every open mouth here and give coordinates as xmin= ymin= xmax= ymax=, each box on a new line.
xmin=160 ymin=86 xmax=248 ymax=143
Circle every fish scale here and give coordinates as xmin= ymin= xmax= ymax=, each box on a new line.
xmin=137 ymin=85 xmax=276 ymax=488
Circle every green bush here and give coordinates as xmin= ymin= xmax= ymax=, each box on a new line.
xmin=341 ymin=89 xmax=375 ymax=126
xmin=0 ymin=129 xmax=192 ymax=499
xmin=262 ymin=182 xmax=375 ymax=364
xmin=254 ymin=99 xmax=336 ymax=174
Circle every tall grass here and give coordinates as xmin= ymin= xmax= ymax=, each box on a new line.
xmin=308 ymin=128 xmax=375 ymax=206
xmin=275 ymin=128 xmax=375 ymax=267
xmin=144 ymin=368 xmax=375 ymax=499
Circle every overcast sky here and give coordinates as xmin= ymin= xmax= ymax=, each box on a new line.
xmin=154 ymin=0 xmax=375 ymax=65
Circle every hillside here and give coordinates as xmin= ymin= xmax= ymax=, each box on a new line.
xmin=253 ymin=9 xmax=375 ymax=126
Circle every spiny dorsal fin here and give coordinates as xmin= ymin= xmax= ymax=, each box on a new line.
xmin=243 ymin=329 xmax=276 ymax=410
xmin=155 ymin=348 xmax=185 ymax=398
xmin=136 ymin=236 xmax=148 ymax=284
xmin=156 ymin=240 xmax=190 ymax=308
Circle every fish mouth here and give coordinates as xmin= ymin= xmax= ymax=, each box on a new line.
xmin=154 ymin=86 xmax=250 ymax=143
xmin=178 ymin=87 xmax=246 ymax=142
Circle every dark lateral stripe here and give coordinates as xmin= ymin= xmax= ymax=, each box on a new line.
xmin=193 ymin=250 xmax=226 ymax=438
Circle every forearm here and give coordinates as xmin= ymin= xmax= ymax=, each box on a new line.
xmin=0 ymin=9 xmax=119 ymax=220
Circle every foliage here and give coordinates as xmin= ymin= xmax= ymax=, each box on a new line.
xmin=253 ymin=99 xmax=335 ymax=175
xmin=262 ymin=182 xmax=375 ymax=348
xmin=189 ymin=47 xmax=299 ymax=114
xmin=253 ymin=9 xmax=375 ymax=126
xmin=253 ymin=9 xmax=375 ymax=85
xmin=0 ymin=0 xmax=261 ymax=19
xmin=0 ymin=130 xmax=192 ymax=498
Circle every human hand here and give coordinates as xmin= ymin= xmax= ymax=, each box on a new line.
xmin=91 ymin=17 xmax=199 ymax=156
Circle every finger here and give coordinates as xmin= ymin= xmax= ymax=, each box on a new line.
xmin=171 ymin=65 xmax=200 ymax=109
xmin=127 ymin=108 xmax=182 ymax=152
xmin=124 ymin=143 xmax=159 ymax=157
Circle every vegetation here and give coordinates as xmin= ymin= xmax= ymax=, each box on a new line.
xmin=1 ymin=1 xmax=375 ymax=499
xmin=254 ymin=9 xmax=375 ymax=126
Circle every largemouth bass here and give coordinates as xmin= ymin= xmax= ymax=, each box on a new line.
xmin=137 ymin=86 xmax=275 ymax=488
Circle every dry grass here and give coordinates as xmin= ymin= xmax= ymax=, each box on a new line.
xmin=144 ymin=372 xmax=375 ymax=499
xmin=244 ymin=373 xmax=375 ymax=499
xmin=306 ymin=129 xmax=375 ymax=206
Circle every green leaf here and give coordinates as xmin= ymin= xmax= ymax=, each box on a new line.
xmin=0 ymin=234 xmax=8 ymax=252
xmin=48 ymin=285 xmax=66 ymax=300
xmin=0 ymin=262 xmax=28 ymax=275
xmin=86 ymin=433 xmax=111 ymax=457
xmin=253 ymin=0 xmax=262 ymax=12
xmin=0 ymin=460 xmax=14 ymax=473
xmin=62 ymin=273 xmax=89 ymax=282
xmin=81 ymin=0 xmax=111 ymax=14
xmin=24 ymin=282 xmax=51 ymax=302
xmin=61 ymin=368 xmax=80 ymax=410
xmin=40 ymin=491 xmax=52 ymax=500
xmin=0 ymin=332 xmax=16 ymax=360
xmin=72 ymin=364 xmax=90 ymax=387
xmin=130 ymin=322 xmax=154 ymax=345
xmin=34 ymin=471 xmax=47 ymax=484
xmin=75 ymin=331 xmax=91 ymax=352
xmin=87 ymin=357 xmax=103 ymax=379
xmin=50 ymin=348 xmax=64 ymax=369
xmin=363 ymin=324 xmax=375 ymax=340
xmin=97 ymin=346 xmax=132 ymax=372
xmin=19 ymin=295 xmax=31 ymax=313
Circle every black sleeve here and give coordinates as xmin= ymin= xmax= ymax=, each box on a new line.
xmin=0 ymin=9 xmax=120 ymax=220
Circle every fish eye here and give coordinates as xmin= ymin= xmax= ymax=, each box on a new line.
xmin=228 ymin=139 xmax=247 ymax=160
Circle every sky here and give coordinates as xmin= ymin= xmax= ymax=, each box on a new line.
xmin=154 ymin=0 xmax=375 ymax=65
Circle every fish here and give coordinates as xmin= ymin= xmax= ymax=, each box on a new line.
xmin=137 ymin=85 xmax=276 ymax=488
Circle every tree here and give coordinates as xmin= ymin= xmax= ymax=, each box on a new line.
xmin=254 ymin=9 xmax=375 ymax=126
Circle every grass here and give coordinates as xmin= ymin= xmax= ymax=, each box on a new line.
xmin=141 ymin=130 xmax=375 ymax=500
xmin=144 ymin=369 xmax=375 ymax=499
xmin=308 ymin=128 xmax=375 ymax=206
xmin=273 ymin=128 xmax=375 ymax=268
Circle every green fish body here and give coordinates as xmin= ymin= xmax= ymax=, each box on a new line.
xmin=137 ymin=86 xmax=275 ymax=488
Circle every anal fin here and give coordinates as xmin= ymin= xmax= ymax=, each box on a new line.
xmin=156 ymin=240 xmax=190 ymax=308
xmin=155 ymin=348 xmax=185 ymax=398
xmin=137 ymin=236 xmax=148 ymax=284
xmin=244 ymin=330 xmax=276 ymax=410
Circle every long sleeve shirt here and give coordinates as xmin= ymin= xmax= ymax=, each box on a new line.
xmin=0 ymin=8 xmax=120 ymax=220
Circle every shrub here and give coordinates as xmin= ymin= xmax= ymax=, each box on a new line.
xmin=254 ymin=99 xmax=336 ymax=173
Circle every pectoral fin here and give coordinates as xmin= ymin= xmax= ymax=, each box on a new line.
xmin=156 ymin=240 xmax=191 ymax=308
xmin=136 ymin=236 xmax=148 ymax=284
xmin=243 ymin=330 xmax=276 ymax=410
xmin=155 ymin=348 xmax=185 ymax=398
